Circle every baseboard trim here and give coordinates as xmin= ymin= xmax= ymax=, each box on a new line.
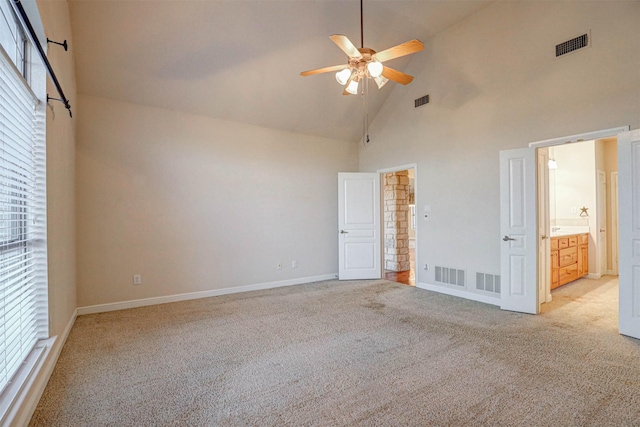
xmin=416 ymin=282 xmax=500 ymax=306
xmin=3 ymin=308 xmax=77 ymax=427
xmin=77 ymin=273 xmax=338 ymax=315
xmin=586 ymin=273 xmax=603 ymax=279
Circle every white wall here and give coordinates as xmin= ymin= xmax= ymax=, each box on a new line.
xmin=76 ymin=96 xmax=357 ymax=307
xmin=359 ymin=1 xmax=640 ymax=299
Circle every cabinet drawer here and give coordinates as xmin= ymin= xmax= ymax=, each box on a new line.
xmin=559 ymin=263 xmax=579 ymax=284
xmin=568 ymin=236 xmax=578 ymax=247
xmin=559 ymin=247 xmax=578 ymax=267
xmin=558 ymin=238 xmax=570 ymax=249
xmin=551 ymin=238 xmax=559 ymax=251
xmin=579 ymin=234 xmax=588 ymax=245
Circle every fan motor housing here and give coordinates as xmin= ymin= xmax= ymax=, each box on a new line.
xmin=349 ymin=47 xmax=376 ymax=76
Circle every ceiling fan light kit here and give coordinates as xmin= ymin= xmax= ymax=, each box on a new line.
xmin=335 ymin=68 xmax=352 ymax=85
xmin=366 ymin=61 xmax=383 ymax=78
xmin=346 ymin=78 xmax=360 ymax=95
xmin=300 ymin=0 xmax=424 ymax=96
xmin=374 ymin=75 xmax=389 ymax=90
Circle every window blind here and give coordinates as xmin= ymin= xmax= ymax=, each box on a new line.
xmin=0 ymin=42 xmax=47 ymax=395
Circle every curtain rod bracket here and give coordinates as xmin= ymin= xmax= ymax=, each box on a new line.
xmin=47 ymin=94 xmax=72 ymax=118
xmin=46 ymin=38 xmax=68 ymax=52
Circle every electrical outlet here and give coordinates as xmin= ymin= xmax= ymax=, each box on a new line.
xmin=277 ymin=262 xmax=282 ymax=270
xmin=292 ymin=260 xmax=298 ymax=269
xmin=133 ymin=274 xmax=142 ymax=285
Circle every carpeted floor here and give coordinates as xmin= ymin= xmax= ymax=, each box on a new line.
xmin=30 ymin=276 xmax=640 ymax=426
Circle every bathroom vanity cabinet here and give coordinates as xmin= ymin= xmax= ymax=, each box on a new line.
xmin=550 ymin=233 xmax=588 ymax=290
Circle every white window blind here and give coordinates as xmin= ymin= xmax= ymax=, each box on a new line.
xmin=0 ymin=39 xmax=47 ymax=396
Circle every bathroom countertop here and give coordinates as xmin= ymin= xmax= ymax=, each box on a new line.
xmin=550 ymin=226 xmax=590 ymax=238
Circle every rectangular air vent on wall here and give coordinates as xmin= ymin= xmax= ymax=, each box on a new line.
xmin=415 ymin=95 xmax=429 ymax=108
xmin=435 ymin=266 xmax=466 ymax=287
xmin=556 ymin=33 xmax=590 ymax=57
xmin=476 ymin=272 xmax=501 ymax=294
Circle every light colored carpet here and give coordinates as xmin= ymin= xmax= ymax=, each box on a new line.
xmin=30 ymin=277 xmax=640 ymax=426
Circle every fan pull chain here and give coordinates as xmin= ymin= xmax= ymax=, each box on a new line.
xmin=362 ymin=78 xmax=370 ymax=145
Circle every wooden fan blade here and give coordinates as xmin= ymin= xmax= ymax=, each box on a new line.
xmin=330 ymin=34 xmax=363 ymax=60
xmin=375 ymin=39 xmax=424 ymax=63
xmin=300 ymin=64 xmax=348 ymax=76
xmin=382 ymin=66 xmax=414 ymax=85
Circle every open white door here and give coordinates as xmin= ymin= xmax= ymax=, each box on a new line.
xmin=338 ymin=173 xmax=381 ymax=280
xmin=500 ymin=148 xmax=539 ymax=314
xmin=618 ymin=129 xmax=640 ymax=339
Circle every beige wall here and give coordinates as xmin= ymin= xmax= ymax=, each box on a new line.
xmin=76 ymin=96 xmax=357 ymax=307
xmin=359 ymin=1 xmax=640 ymax=298
xmin=37 ymin=0 xmax=77 ymax=339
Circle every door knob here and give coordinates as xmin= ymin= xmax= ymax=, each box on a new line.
xmin=503 ymin=235 xmax=516 ymax=241
xmin=600 ymin=229 xmax=606 ymax=232
xmin=340 ymin=230 xmax=349 ymax=234
xmin=541 ymin=235 xmax=548 ymax=240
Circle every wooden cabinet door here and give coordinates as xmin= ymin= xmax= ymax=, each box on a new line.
xmin=578 ymin=244 xmax=589 ymax=277
xmin=559 ymin=263 xmax=579 ymax=284
xmin=551 ymin=251 xmax=559 ymax=290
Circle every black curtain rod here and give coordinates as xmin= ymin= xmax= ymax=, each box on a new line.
xmin=11 ymin=0 xmax=72 ymax=117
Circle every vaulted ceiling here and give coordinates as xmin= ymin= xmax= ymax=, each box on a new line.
xmin=68 ymin=1 xmax=493 ymax=142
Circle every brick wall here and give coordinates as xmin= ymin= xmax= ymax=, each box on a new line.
xmin=383 ymin=171 xmax=410 ymax=272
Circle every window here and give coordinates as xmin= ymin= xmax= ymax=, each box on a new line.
xmin=0 ymin=0 xmax=47 ymax=405
xmin=0 ymin=0 xmax=27 ymax=76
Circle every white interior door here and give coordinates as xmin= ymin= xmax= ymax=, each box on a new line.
xmin=597 ymin=170 xmax=607 ymax=276
xmin=500 ymin=148 xmax=539 ymax=314
xmin=618 ymin=129 xmax=640 ymax=339
xmin=338 ymin=173 xmax=381 ymax=280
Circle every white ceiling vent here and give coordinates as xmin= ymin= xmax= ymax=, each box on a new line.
xmin=556 ymin=32 xmax=590 ymax=57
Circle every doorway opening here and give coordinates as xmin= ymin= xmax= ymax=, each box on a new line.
xmin=381 ymin=168 xmax=416 ymax=286
xmin=538 ymin=137 xmax=619 ymax=311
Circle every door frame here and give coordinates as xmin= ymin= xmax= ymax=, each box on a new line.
xmin=537 ymin=147 xmax=551 ymax=304
xmin=527 ymin=126 xmax=627 ymax=307
xmin=377 ymin=163 xmax=418 ymax=280
xmin=611 ymin=171 xmax=619 ymax=275
xmin=597 ymin=169 xmax=607 ymax=276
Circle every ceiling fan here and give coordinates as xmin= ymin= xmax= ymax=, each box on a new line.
xmin=300 ymin=0 xmax=424 ymax=95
